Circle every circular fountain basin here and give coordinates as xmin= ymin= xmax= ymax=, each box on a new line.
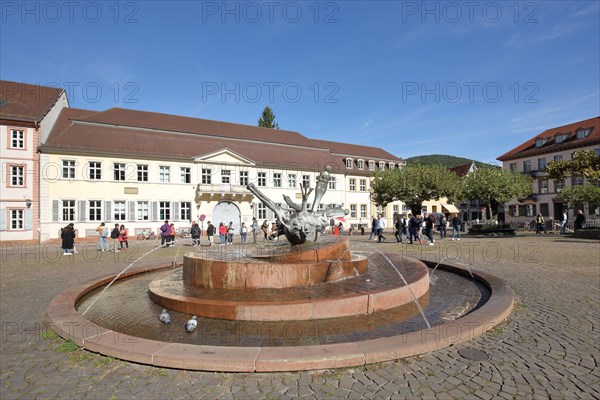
xmin=48 ymin=248 xmax=514 ymax=372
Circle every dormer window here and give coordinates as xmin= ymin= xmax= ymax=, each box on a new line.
xmin=576 ymin=128 xmax=590 ymax=139
xmin=379 ymin=161 xmax=385 ymax=171
xmin=368 ymin=160 xmax=375 ymax=171
xmin=555 ymin=133 xmax=567 ymax=144
xmin=357 ymin=159 xmax=364 ymax=170
xmin=345 ymin=158 xmax=353 ymax=169
xmin=535 ymin=137 xmax=548 ymax=148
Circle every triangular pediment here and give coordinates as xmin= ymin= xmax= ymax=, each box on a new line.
xmin=193 ymin=148 xmax=256 ymax=166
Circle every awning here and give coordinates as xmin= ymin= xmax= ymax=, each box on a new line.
xmin=442 ymin=204 xmax=460 ymax=213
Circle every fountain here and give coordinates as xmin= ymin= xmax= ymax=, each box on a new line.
xmin=48 ymin=167 xmax=514 ymax=372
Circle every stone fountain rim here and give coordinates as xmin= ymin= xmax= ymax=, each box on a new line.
xmin=47 ymin=257 xmax=514 ymax=372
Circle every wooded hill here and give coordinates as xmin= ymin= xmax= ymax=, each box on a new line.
xmin=405 ymin=154 xmax=495 ymax=169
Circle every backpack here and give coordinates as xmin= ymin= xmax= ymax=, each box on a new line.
xmin=441 ymin=217 xmax=447 ymax=225
xmin=111 ymin=228 xmax=120 ymax=239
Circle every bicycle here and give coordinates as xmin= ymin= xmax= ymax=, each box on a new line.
xmin=137 ymin=230 xmax=156 ymax=240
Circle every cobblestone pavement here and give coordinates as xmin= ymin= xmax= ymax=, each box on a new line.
xmin=1 ymin=234 xmax=599 ymax=399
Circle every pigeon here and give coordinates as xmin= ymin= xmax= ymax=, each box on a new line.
xmin=185 ymin=316 xmax=198 ymax=333
xmin=159 ymin=309 xmax=171 ymax=324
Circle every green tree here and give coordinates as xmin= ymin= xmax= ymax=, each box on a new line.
xmin=461 ymin=167 xmax=533 ymax=220
xmin=370 ymin=163 xmax=462 ymax=214
xmin=544 ymin=150 xmax=600 ymax=209
xmin=258 ymin=106 xmax=279 ymax=129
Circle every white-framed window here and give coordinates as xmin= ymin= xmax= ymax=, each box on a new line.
xmin=576 ymin=129 xmax=590 ymax=139
xmin=349 ymin=178 xmax=356 ymax=191
xmin=159 ymin=166 xmax=170 ymax=183
xmin=113 ymin=163 xmax=126 ymax=181
xmin=302 ymin=175 xmax=310 ymax=188
xmin=555 ymin=133 xmax=567 ymax=143
xmin=393 ymin=205 xmax=399 ymax=214
xmin=539 ymin=180 xmax=548 ymax=194
xmin=159 ymin=201 xmax=171 ymax=220
xmin=328 ymin=177 xmax=336 ymax=190
xmin=88 ymin=161 xmax=102 ymax=180
xmin=523 ymin=160 xmax=532 ymax=172
xmin=273 ymin=173 xmax=282 ymax=187
xmin=360 ymin=179 xmax=366 ymax=191
xmin=10 ymin=209 xmax=24 ymax=230
xmin=572 ymin=176 xmax=583 ymax=186
xmin=378 ymin=206 xmax=387 ymax=218
xmin=89 ymin=200 xmax=102 ymax=221
xmin=379 ymin=161 xmax=385 ymax=171
xmin=350 ymin=204 xmax=357 ymax=218
xmin=402 ymin=204 xmax=409 ymax=212
xmin=288 ymin=174 xmax=297 ymax=188
xmin=10 ymin=129 xmax=25 ymax=149
xmin=258 ymin=172 xmax=266 ymax=187
xmin=538 ymin=158 xmax=546 ymax=170
xmin=137 ymin=164 xmax=148 ymax=182
xmin=9 ymin=165 xmax=24 ymax=186
xmin=345 ymin=158 xmax=353 ymax=169
xmin=113 ymin=201 xmax=126 ymax=221
xmin=389 ymin=162 xmax=395 ymax=169
xmin=554 ymin=155 xmax=563 ymax=162
xmin=257 ymin=203 xmax=266 ymax=219
xmin=62 ymin=160 xmax=75 ymax=179
xmin=202 ymin=168 xmax=212 ymax=184
xmin=360 ymin=204 xmax=367 ymax=218
xmin=368 ymin=161 xmax=375 ymax=171
xmin=62 ymin=200 xmax=75 ymax=222
xmin=221 ymin=170 xmax=231 ymax=184
xmin=509 ymin=162 xmax=517 ymax=172
xmin=555 ymin=180 xmax=564 ymax=192
xmin=357 ymin=160 xmax=364 ymax=170
xmin=137 ymin=201 xmax=149 ymax=221
xmin=180 ymin=202 xmax=191 ymax=221
xmin=239 ymin=171 xmax=248 ymax=186
xmin=180 ymin=167 xmax=191 ymax=184
xmin=535 ymin=138 xmax=547 ymax=147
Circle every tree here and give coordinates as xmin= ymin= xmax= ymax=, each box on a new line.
xmin=370 ymin=163 xmax=462 ymax=214
xmin=258 ymin=106 xmax=279 ymax=129
xmin=461 ymin=167 xmax=533 ymax=221
xmin=544 ymin=150 xmax=600 ymax=209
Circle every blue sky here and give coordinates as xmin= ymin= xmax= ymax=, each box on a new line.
xmin=1 ymin=1 xmax=598 ymax=164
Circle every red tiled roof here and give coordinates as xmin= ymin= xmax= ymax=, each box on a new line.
xmin=41 ymin=107 xmax=397 ymax=174
xmin=448 ymin=162 xmax=474 ymax=177
xmin=497 ymin=117 xmax=600 ymax=161
xmin=311 ymin=139 xmax=403 ymax=162
xmin=0 ymin=80 xmax=64 ymax=123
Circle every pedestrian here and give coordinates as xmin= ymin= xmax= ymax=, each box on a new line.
xmin=407 ymin=213 xmax=418 ymax=244
xmin=97 ymin=222 xmax=109 ymax=251
xmin=119 ymin=224 xmax=129 ymax=250
xmin=191 ymin=222 xmax=201 ymax=246
xmin=206 ymin=221 xmax=215 ymax=246
xmin=240 ymin=222 xmax=248 ymax=244
xmin=227 ymin=222 xmax=235 ymax=244
xmin=218 ymin=222 xmax=227 ymax=245
xmin=560 ymin=210 xmax=568 ymax=235
xmin=377 ymin=215 xmax=386 ymax=242
xmin=438 ymin=214 xmax=446 ymax=239
xmin=368 ymin=215 xmax=377 ymax=241
xmin=451 ymin=214 xmax=462 ymax=241
xmin=394 ymin=217 xmax=403 ymax=243
xmin=160 ymin=220 xmax=170 ymax=247
xmin=261 ymin=220 xmax=269 ymax=241
xmin=535 ymin=213 xmax=545 ymax=234
xmin=61 ymin=224 xmax=75 ymax=255
xmin=251 ymin=217 xmax=259 ymax=244
xmin=110 ymin=223 xmax=120 ymax=252
xmin=169 ymin=223 xmax=176 ymax=247
xmin=574 ymin=210 xmax=586 ymax=231
xmin=67 ymin=223 xmax=79 ymax=254
xmin=338 ymin=222 xmax=344 ymax=235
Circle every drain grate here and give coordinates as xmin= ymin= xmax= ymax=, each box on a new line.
xmin=458 ymin=347 xmax=490 ymax=361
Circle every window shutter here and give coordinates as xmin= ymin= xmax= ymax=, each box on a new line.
xmin=0 ymin=209 xmax=7 ymax=231
xmin=253 ymin=203 xmax=258 ymax=219
xmin=78 ymin=200 xmax=86 ymax=222
xmin=105 ymin=201 xmax=112 ymax=223
xmin=151 ymin=201 xmax=158 ymax=221
xmin=52 ymin=200 xmax=59 ymax=222
xmin=128 ymin=201 xmax=136 ymax=221
xmin=24 ymin=209 xmax=33 ymax=230
xmin=173 ymin=202 xmax=180 ymax=221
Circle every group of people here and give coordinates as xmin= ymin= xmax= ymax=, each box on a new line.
xmin=95 ymin=222 xmax=129 ymax=252
xmin=369 ymin=213 xmax=462 ymax=245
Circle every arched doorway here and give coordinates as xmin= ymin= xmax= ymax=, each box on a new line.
xmin=211 ymin=201 xmax=241 ymax=232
